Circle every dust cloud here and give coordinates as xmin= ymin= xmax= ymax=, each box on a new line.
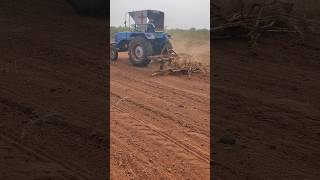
xmin=171 ymin=37 xmax=210 ymax=65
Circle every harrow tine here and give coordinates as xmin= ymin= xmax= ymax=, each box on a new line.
xmin=150 ymin=51 xmax=207 ymax=77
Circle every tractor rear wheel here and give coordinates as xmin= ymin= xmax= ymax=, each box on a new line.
xmin=129 ymin=36 xmax=153 ymax=67
xmin=110 ymin=46 xmax=118 ymax=61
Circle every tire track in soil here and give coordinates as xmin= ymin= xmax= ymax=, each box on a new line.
xmin=110 ymin=64 xmax=210 ymax=134
xmin=111 ymin=66 xmax=209 ymax=103
xmin=111 ymin=54 xmax=210 ymax=179
xmin=1 ymin=1 xmax=107 ymax=179
xmin=0 ymin=91 xmax=105 ymax=179
xmin=110 ymin=84 xmax=209 ymax=143
xmin=110 ymin=91 xmax=209 ymax=144
xmin=0 ymin=88 xmax=104 ymax=137
xmin=110 ymin=79 xmax=209 ymax=114
xmin=111 ymin=109 xmax=209 ymax=179
xmin=0 ymin=93 xmax=106 ymax=151
xmin=112 ymin=105 xmax=209 ymax=163
xmin=0 ymin=127 xmax=91 ymax=180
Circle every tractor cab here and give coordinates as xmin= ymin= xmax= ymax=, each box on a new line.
xmin=127 ymin=10 xmax=165 ymax=33
xmin=111 ymin=10 xmax=173 ymax=67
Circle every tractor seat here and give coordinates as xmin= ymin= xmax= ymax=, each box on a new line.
xmin=146 ymin=23 xmax=155 ymax=33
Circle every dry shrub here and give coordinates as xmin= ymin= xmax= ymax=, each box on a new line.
xmin=214 ymin=0 xmax=320 ymax=19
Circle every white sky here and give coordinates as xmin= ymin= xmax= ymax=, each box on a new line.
xmin=110 ymin=0 xmax=210 ymax=29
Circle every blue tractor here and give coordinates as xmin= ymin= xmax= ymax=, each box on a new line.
xmin=110 ymin=10 xmax=173 ymax=67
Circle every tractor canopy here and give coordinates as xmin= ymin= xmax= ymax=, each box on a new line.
xmin=128 ymin=10 xmax=164 ymax=32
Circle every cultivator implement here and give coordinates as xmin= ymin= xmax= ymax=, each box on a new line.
xmin=149 ymin=49 xmax=207 ymax=77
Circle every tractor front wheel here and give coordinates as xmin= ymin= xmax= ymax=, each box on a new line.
xmin=110 ymin=46 xmax=118 ymax=61
xmin=129 ymin=37 xmax=153 ymax=67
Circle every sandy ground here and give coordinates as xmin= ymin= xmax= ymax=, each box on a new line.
xmin=212 ymin=36 xmax=320 ymax=180
xmin=110 ymin=53 xmax=210 ymax=179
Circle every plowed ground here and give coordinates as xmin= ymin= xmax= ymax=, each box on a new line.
xmin=212 ymin=36 xmax=320 ymax=180
xmin=1 ymin=0 xmax=107 ymax=179
xmin=110 ymin=53 xmax=210 ymax=179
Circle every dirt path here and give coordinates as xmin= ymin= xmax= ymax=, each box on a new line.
xmin=110 ymin=54 xmax=210 ymax=179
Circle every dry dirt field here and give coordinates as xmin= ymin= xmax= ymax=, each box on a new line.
xmin=2 ymin=0 xmax=320 ymax=180
xmin=1 ymin=0 xmax=211 ymax=179
xmin=110 ymin=49 xmax=211 ymax=179
xmin=1 ymin=0 xmax=107 ymax=179
xmin=212 ymin=35 xmax=320 ymax=180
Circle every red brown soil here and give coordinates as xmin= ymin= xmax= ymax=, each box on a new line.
xmin=212 ymin=36 xmax=320 ymax=180
xmin=1 ymin=0 xmax=106 ymax=179
xmin=2 ymin=0 xmax=319 ymax=180
xmin=110 ymin=53 xmax=210 ymax=179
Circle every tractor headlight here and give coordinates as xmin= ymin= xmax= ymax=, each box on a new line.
xmin=145 ymin=33 xmax=156 ymax=39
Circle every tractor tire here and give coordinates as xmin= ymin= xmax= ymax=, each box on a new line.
xmin=128 ymin=36 xmax=153 ymax=67
xmin=110 ymin=46 xmax=118 ymax=61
